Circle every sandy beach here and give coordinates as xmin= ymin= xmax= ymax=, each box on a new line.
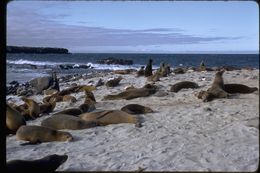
xmin=6 ymin=69 xmax=259 ymax=171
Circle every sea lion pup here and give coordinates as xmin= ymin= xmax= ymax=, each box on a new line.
xmin=223 ymin=84 xmax=258 ymax=94
xmin=41 ymin=114 xmax=98 ymax=130
xmin=21 ymin=97 xmax=41 ymax=119
xmin=39 ymin=97 xmax=56 ymax=114
xmin=212 ymin=70 xmax=225 ymax=89
xmin=79 ymin=110 xmax=139 ymax=126
xmin=106 ymin=76 xmax=123 ymax=87
xmin=144 ymin=58 xmax=153 ymax=77
xmin=62 ymin=95 xmax=77 ymax=103
xmin=7 ymin=154 xmax=68 ymax=172
xmin=121 ymin=104 xmax=153 ymax=114
xmin=16 ymin=125 xmax=73 ymax=144
xmin=170 ymin=81 xmax=199 ymax=92
xmin=103 ymin=84 xmax=157 ymax=100
xmin=114 ymin=69 xmax=131 ymax=75
xmin=6 ymin=104 xmax=26 ymax=134
xmin=136 ymin=66 xmax=145 ymax=77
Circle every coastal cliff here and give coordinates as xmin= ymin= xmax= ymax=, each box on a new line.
xmin=7 ymin=46 xmax=69 ymax=54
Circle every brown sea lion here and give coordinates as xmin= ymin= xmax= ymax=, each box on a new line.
xmin=39 ymin=98 xmax=56 ymax=114
xmin=6 ymin=104 xmax=26 ymax=134
xmin=103 ymin=84 xmax=157 ymax=100
xmin=170 ymin=81 xmax=199 ymax=92
xmin=198 ymin=60 xmax=206 ymax=71
xmin=114 ymin=69 xmax=131 ymax=75
xmin=106 ymin=76 xmax=123 ymax=87
xmin=136 ymin=66 xmax=145 ymax=77
xmin=78 ymin=85 xmax=96 ymax=92
xmin=43 ymin=88 xmax=58 ymax=95
xmin=223 ymin=84 xmax=258 ymax=94
xmin=21 ymin=97 xmax=41 ymax=119
xmin=16 ymin=125 xmax=73 ymax=144
xmin=7 ymin=154 xmax=68 ymax=172
xmin=144 ymin=59 xmax=153 ymax=77
xmin=121 ymin=104 xmax=153 ymax=114
xmin=147 ymin=72 xmax=160 ymax=82
xmin=41 ymin=114 xmax=98 ymax=130
xmin=79 ymin=110 xmax=139 ymax=126
xmin=84 ymin=90 xmax=96 ymax=103
xmin=197 ymin=70 xmax=228 ymax=102
xmin=62 ymin=95 xmax=77 ymax=103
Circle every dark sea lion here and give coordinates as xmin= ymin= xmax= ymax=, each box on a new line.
xmin=223 ymin=84 xmax=258 ymax=94
xmin=21 ymin=97 xmax=40 ymax=119
xmin=16 ymin=125 xmax=73 ymax=144
xmin=53 ymin=108 xmax=82 ymax=116
xmin=103 ymin=84 xmax=157 ymax=100
xmin=144 ymin=59 xmax=153 ymax=77
xmin=95 ymin=78 xmax=104 ymax=87
xmin=106 ymin=76 xmax=123 ymax=87
xmin=173 ymin=67 xmax=186 ymax=74
xmin=121 ymin=104 xmax=153 ymax=114
xmin=79 ymin=110 xmax=139 ymax=126
xmin=7 ymin=154 xmax=68 ymax=172
xmin=41 ymin=114 xmax=98 ymax=130
xmin=6 ymin=104 xmax=26 ymax=134
xmin=170 ymin=81 xmax=199 ymax=92
xmin=136 ymin=66 xmax=145 ymax=77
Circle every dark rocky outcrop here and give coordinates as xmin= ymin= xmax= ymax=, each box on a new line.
xmin=7 ymin=46 xmax=69 ymax=54
xmin=96 ymin=57 xmax=133 ymax=65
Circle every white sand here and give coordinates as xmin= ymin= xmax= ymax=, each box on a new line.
xmin=6 ymin=69 xmax=259 ymax=171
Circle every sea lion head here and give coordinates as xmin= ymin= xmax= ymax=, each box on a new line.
xmin=43 ymin=154 xmax=68 ymax=170
xmin=144 ymin=107 xmax=154 ymax=113
xmin=79 ymin=103 xmax=90 ymax=112
xmin=59 ymin=132 xmax=73 ymax=141
xmin=250 ymin=87 xmax=258 ymax=92
xmin=216 ymin=70 xmax=225 ymax=76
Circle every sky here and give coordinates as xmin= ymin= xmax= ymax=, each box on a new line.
xmin=7 ymin=0 xmax=259 ymax=53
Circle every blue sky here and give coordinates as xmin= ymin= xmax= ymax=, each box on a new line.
xmin=7 ymin=1 xmax=259 ymax=53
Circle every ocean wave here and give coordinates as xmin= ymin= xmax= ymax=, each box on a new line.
xmin=7 ymin=59 xmax=61 ymax=66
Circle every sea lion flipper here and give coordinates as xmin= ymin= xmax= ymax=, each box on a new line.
xmin=20 ymin=140 xmax=42 ymax=146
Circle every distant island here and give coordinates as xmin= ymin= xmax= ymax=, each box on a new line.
xmin=6 ymin=46 xmax=69 ymax=54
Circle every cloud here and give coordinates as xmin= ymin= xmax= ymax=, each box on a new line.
xmin=7 ymin=3 xmax=242 ymax=52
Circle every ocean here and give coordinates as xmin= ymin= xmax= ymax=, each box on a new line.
xmin=6 ymin=53 xmax=259 ymax=84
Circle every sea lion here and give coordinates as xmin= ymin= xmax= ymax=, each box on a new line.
xmin=114 ymin=69 xmax=131 ymax=75
xmin=144 ymin=59 xmax=153 ymax=77
xmin=84 ymin=90 xmax=96 ymax=102
xmin=79 ymin=110 xmax=139 ymax=126
xmin=6 ymin=104 xmax=26 ymax=134
xmin=103 ymin=84 xmax=157 ymax=100
xmin=21 ymin=97 xmax=40 ymax=119
xmin=41 ymin=114 xmax=98 ymax=130
xmin=62 ymin=95 xmax=77 ymax=103
xmin=7 ymin=154 xmax=68 ymax=172
xmin=95 ymin=78 xmax=104 ymax=87
xmin=121 ymin=104 xmax=153 ymax=114
xmin=78 ymin=85 xmax=96 ymax=92
xmin=170 ymin=81 xmax=199 ymax=92
xmin=39 ymin=98 xmax=56 ymax=114
xmin=43 ymin=88 xmax=58 ymax=95
xmin=197 ymin=70 xmax=228 ymax=102
xmin=198 ymin=60 xmax=206 ymax=71
xmin=136 ymin=66 xmax=145 ymax=77
xmin=106 ymin=76 xmax=123 ymax=87
xmin=53 ymin=103 xmax=94 ymax=116
xmin=16 ymin=125 xmax=73 ymax=144
xmin=223 ymin=84 xmax=258 ymax=94
xmin=147 ymin=72 xmax=160 ymax=82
